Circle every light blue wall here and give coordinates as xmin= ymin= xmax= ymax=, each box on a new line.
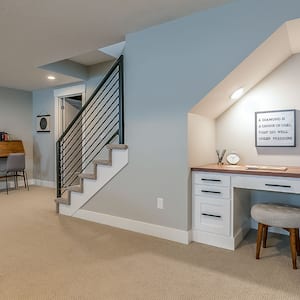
xmin=87 ymin=61 xmax=114 ymax=99
xmin=32 ymin=61 xmax=113 ymax=182
xmin=32 ymin=88 xmax=56 ymax=181
xmin=84 ymin=0 xmax=300 ymax=230
xmin=0 ymin=87 xmax=33 ymax=180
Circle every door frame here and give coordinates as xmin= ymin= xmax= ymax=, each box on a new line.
xmin=54 ymin=84 xmax=86 ymax=183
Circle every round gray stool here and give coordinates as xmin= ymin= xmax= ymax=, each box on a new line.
xmin=251 ymin=203 xmax=300 ymax=269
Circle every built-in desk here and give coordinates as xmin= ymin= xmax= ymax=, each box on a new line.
xmin=191 ymin=164 xmax=300 ymax=250
xmin=0 ymin=140 xmax=24 ymax=158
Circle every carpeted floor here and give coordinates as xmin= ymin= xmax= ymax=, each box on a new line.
xmin=0 ymin=186 xmax=300 ymax=300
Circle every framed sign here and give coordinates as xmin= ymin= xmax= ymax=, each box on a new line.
xmin=255 ymin=109 xmax=296 ymax=147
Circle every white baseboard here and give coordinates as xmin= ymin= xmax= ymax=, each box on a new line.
xmin=234 ymin=220 xmax=251 ymax=249
xmin=192 ymin=230 xmax=235 ymax=250
xmin=17 ymin=179 xmax=35 ymax=187
xmin=187 ymin=230 xmax=193 ymax=243
xmin=32 ymin=179 xmax=55 ymax=188
xmin=73 ymin=209 xmax=190 ymax=245
xmin=191 ymin=219 xmax=289 ymax=251
xmin=0 ymin=179 xmax=34 ymax=189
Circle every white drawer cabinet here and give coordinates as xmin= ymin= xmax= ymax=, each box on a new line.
xmin=232 ymin=175 xmax=300 ymax=194
xmin=194 ymin=196 xmax=230 ymax=235
xmin=192 ymin=171 xmax=231 ymax=247
xmin=192 ymin=167 xmax=300 ymax=251
xmin=194 ymin=185 xmax=230 ymax=199
xmin=193 ymin=172 xmax=230 ymax=187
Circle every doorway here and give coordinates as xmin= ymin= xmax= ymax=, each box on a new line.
xmin=59 ymin=94 xmax=82 ymax=135
xmin=54 ymin=84 xmax=86 ymax=187
xmin=58 ymin=94 xmax=83 ymax=188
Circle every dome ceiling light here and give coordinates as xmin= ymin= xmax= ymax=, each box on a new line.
xmin=230 ymin=88 xmax=244 ymax=101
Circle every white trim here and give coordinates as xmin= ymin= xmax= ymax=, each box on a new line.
xmin=234 ymin=221 xmax=251 ymax=249
xmin=22 ymin=179 xmax=35 ymax=186
xmin=187 ymin=230 xmax=193 ymax=243
xmin=74 ymin=209 xmax=190 ymax=245
xmin=0 ymin=179 xmax=35 ymax=190
xmin=32 ymin=179 xmax=55 ymax=188
xmin=0 ymin=179 xmax=55 ymax=191
xmin=54 ymin=84 xmax=86 ymax=143
xmin=192 ymin=229 xmax=235 ymax=250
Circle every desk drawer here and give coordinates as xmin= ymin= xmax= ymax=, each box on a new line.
xmin=193 ymin=172 xmax=230 ymax=187
xmin=194 ymin=185 xmax=230 ymax=199
xmin=232 ymin=175 xmax=300 ymax=194
xmin=193 ymin=196 xmax=230 ymax=236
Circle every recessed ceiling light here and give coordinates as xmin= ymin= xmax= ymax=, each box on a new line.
xmin=47 ymin=75 xmax=56 ymax=80
xmin=230 ymin=88 xmax=244 ymax=101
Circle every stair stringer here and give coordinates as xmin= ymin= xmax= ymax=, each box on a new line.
xmin=58 ymin=148 xmax=128 ymax=216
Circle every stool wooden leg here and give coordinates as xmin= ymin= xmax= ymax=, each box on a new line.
xmin=256 ymin=223 xmax=264 ymax=259
xmin=296 ymin=228 xmax=300 ymax=256
xmin=263 ymin=225 xmax=268 ymax=248
xmin=289 ymin=228 xmax=297 ymax=270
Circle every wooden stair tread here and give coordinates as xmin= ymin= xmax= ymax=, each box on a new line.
xmin=78 ymin=173 xmax=96 ymax=179
xmin=107 ymin=144 xmax=128 ymax=150
xmin=66 ymin=185 xmax=82 ymax=193
xmin=93 ymin=159 xmax=112 ymax=166
xmin=55 ymin=197 xmax=70 ymax=205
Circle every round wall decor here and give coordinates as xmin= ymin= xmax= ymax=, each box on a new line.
xmin=36 ymin=115 xmax=50 ymax=132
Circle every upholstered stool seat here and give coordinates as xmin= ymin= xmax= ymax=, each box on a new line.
xmin=251 ymin=203 xmax=300 ymax=228
xmin=251 ymin=203 xmax=300 ymax=269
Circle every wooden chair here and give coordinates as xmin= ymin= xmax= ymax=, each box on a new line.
xmin=251 ymin=203 xmax=300 ymax=269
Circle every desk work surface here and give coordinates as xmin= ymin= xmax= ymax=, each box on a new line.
xmin=0 ymin=140 xmax=24 ymax=158
xmin=192 ymin=163 xmax=300 ymax=178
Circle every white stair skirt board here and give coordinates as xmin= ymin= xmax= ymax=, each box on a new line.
xmin=74 ymin=209 xmax=191 ymax=245
xmin=59 ymin=149 xmax=128 ymax=216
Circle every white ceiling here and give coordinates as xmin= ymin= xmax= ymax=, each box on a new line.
xmin=0 ymin=0 xmax=233 ymax=91
xmin=69 ymin=51 xmax=113 ymax=66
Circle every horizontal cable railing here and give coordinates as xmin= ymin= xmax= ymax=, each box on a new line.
xmin=56 ymin=55 xmax=124 ymax=198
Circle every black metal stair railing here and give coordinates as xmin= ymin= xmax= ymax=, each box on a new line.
xmin=56 ymin=55 xmax=124 ymax=198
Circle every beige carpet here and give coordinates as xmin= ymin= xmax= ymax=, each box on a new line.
xmin=0 ymin=186 xmax=300 ymax=300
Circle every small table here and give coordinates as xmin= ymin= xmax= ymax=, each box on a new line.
xmin=0 ymin=140 xmax=24 ymax=158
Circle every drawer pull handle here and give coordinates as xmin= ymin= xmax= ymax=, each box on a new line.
xmin=201 ymin=178 xmax=221 ymax=182
xmin=201 ymin=190 xmax=221 ymax=194
xmin=201 ymin=213 xmax=221 ymax=218
xmin=265 ymin=183 xmax=291 ymax=188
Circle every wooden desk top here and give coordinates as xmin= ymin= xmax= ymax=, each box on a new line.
xmin=0 ymin=140 xmax=24 ymax=158
xmin=191 ymin=163 xmax=300 ymax=178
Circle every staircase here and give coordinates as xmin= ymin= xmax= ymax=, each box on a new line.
xmin=55 ymin=56 xmax=128 ymax=215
